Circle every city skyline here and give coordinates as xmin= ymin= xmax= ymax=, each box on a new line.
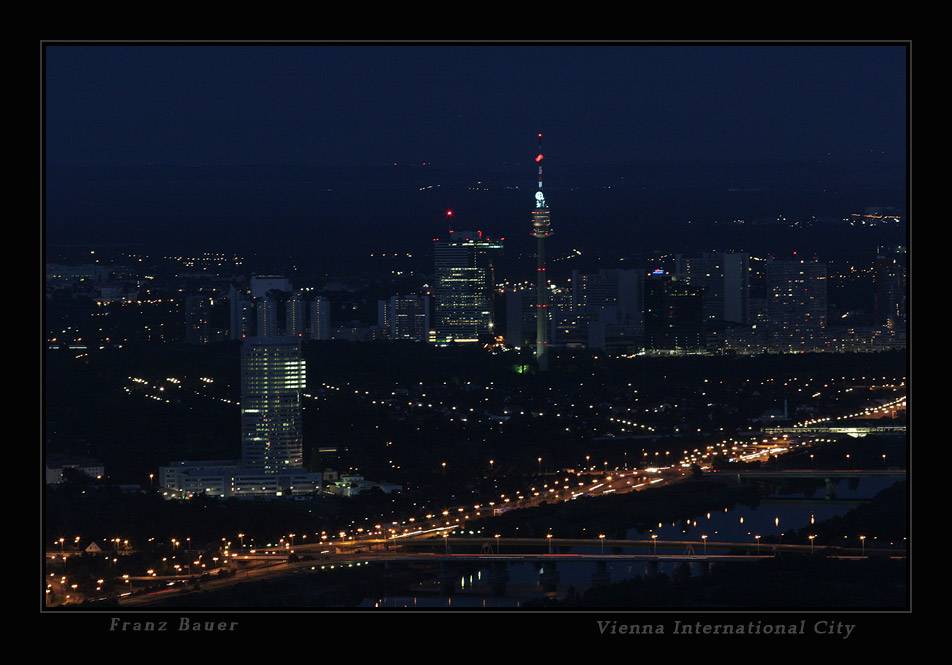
xmin=42 ymin=40 xmax=910 ymax=626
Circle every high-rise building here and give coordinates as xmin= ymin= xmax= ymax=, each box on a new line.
xmin=286 ymin=291 xmax=307 ymax=338
xmin=256 ymin=293 xmax=279 ymax=337
xmin=433 ymin=229 xmax=503 ymax=344
xmin=676 ymin=252 xmax=749 ymax=325
xmin=505 ymin=287 xmax=531 ymax=348
xmin=308 ymin=295 xmax=331 ymax=340
xmin=572 ymin=269 xmax=644 ymax=328
xmin=378 ymin=294 xmax=430 ymax=341
xmin=644 ymin=270 xmax=704 ymax=351
xmin=566 ymin=268 xmax=644 ymax=351
xmin=722 ymin=252 xmax=750 ymax=324
xmin=530 ymin=132 xmax=554 ymax=370
xmin=765 ymin=258 xmax=828 ymax=351
xmin=240 ymin=337 xmax=306 ymax=473
xmin=747 ymin=256 xmax=768 ymax=327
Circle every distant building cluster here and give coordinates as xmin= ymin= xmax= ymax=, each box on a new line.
xmin=228 ymin=276 xmax=332 ymax=342
xmin=46 ymin=238 xmax=906 ymax=359
xmin=503 ymin=246 xmax=906 ymax=356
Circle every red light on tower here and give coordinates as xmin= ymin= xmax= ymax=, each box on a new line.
xmin=535 ymin=154 xmax=544 ymax=163
xmin=446 ymin=209 xmax=454 ymax=218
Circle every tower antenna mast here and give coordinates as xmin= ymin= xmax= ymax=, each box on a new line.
xmin=530 ymin=132 xmax=553 ymax=371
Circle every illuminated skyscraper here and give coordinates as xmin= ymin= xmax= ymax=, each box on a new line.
xmin=240 ymin=337 xmax=306 ymax=473
xmin=433 ymin=227 xmax=502 ymax=344
xmin=530 ymin=132 xmax=553 ymax=370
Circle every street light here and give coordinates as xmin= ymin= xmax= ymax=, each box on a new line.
xmin=650 ymin=534 xmax=658 ymax=555
xmin=443 ymin=532 xmax=449 ymax=554
xmin=546 ymin=533 xmax=553 ymax=554
xmin=494 ymin=534 xmax=501 ymax=554
xmin=701 ymin=534 xmax=708 ymax=554
xmin=598 ymin=534 xmax=606 ymax=554
xmin=859 ymin=535 xmax=866 ymax=556
xmin=808 ymin=534 xmax=816 ymax=554
xmin=754 ymin=535 xmax=761 ymax=554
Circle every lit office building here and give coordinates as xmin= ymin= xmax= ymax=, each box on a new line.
xmin=158 ymin=461 xmax=322 ymax=500
xmin=240 ymin=337 xmax=306 ymax=472
xmin=433 ymin=229 xmax=503 ymax=344
xmin=159 ymin=335 xmax=321 ymax=499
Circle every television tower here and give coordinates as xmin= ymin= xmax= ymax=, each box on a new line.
xmin=530 ymin=132 xmax=553 ymax=371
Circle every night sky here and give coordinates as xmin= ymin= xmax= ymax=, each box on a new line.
xmin=44 ymin=45 xmax=907 ymax=258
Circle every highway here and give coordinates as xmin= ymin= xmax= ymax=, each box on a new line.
xmin=107 ymin=397 xmax=907 ymax=608
xmin=294 ymin=535 xmax=905 ymax=557
xmin=763 ymin=426 xmax=905 ymax=436
xmin=708 ymin=468 xmax=906 ymax=479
